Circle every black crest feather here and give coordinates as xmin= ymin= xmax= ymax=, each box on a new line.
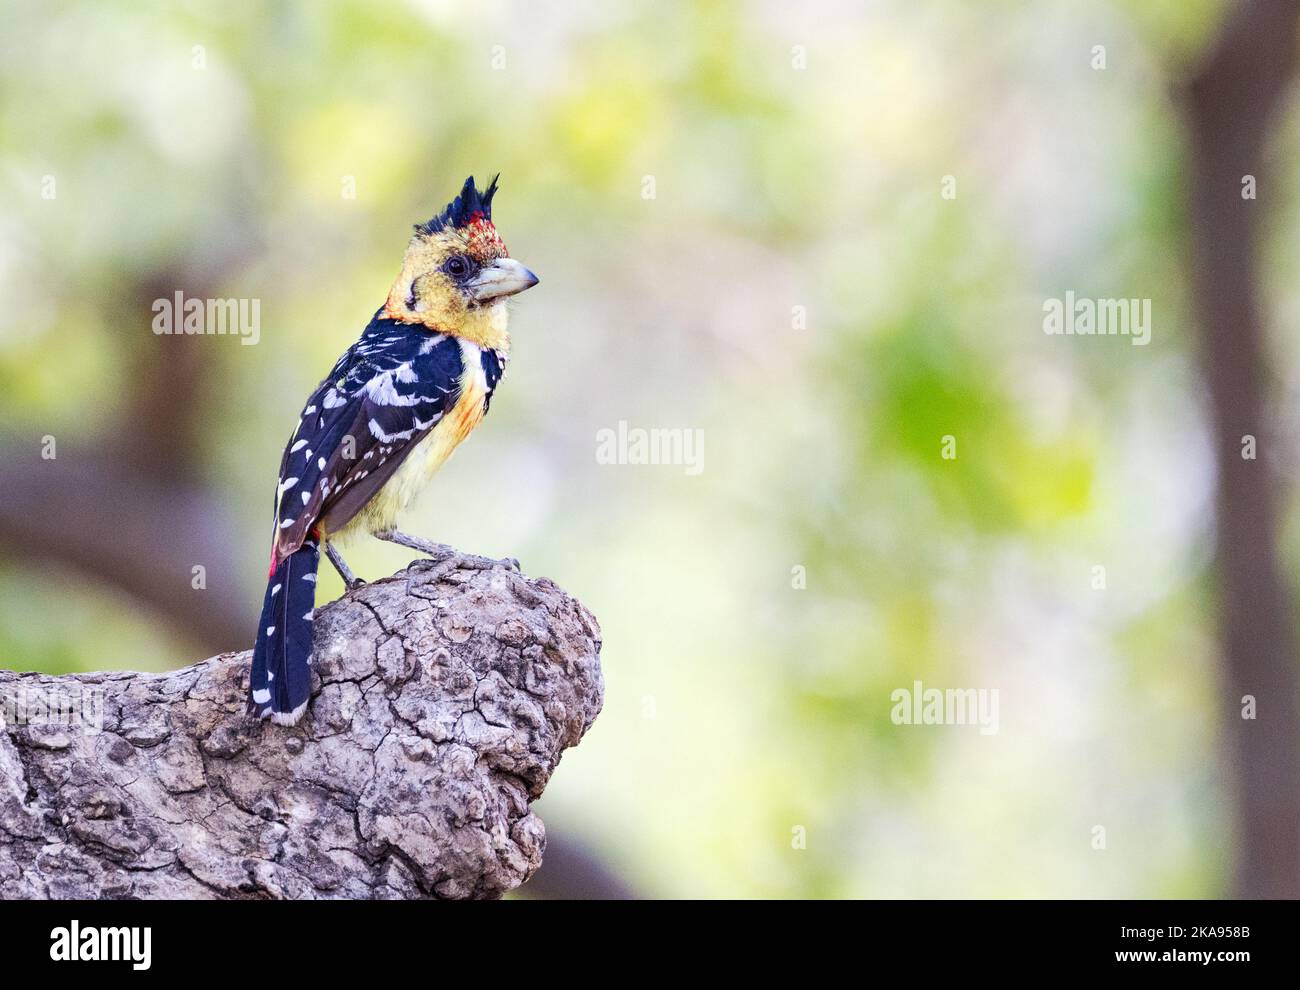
xmin=415 ymin=174 xmax=499 ymax=235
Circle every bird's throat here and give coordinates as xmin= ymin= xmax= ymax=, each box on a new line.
xmin=381 ymin=295 xmax=510 ymax=353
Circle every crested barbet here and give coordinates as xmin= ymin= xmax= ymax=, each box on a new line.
xmin=247 ymin=175 xmax=538 ymax=724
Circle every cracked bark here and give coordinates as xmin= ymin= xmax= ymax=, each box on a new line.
xmin=0 ymin=554 xmax=604 ymax=899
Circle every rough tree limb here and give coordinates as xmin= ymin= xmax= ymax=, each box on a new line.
xmin=1183 ymin=0 xmax=1300 ymax=898
xmin=0 ymin=554 xmax=603 ymax=899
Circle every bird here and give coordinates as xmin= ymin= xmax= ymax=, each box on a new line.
xmin=247 ymin=175 xmax=539 ymax=724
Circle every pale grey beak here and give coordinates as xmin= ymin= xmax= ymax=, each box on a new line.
xmin=468 ymin=258 xmax=539 ymax=302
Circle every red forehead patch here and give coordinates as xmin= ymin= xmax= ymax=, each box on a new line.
xmin=465 ymin=216 xmax=507 ymax=261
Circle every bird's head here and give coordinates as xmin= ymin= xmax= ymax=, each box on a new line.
xmin=384 ymin=175 xmax=538 ymax=348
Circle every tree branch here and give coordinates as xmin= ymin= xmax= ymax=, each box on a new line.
xmin=0 ymin=443 xmax=253 ymax=653
xmin=1183 ymin=0 xmax=1300 ymax=898
xmin=0 ymin=555 xmax=604 ymax=899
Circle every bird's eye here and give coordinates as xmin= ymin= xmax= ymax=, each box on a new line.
xmin=445 ymin=255 xmax=472 ymax=279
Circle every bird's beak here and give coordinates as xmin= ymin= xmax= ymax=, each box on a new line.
xmin=468 ymin=258 xmax=539 ymax=302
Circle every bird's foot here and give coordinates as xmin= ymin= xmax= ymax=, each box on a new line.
xmin=374 ymin=530 xmax=517 ymax=572
xmin=374 ymin=529 xmax=455 ymax=558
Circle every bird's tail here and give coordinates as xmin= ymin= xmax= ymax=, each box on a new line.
xmin=247 ymin=539 xmax=320 ymax=724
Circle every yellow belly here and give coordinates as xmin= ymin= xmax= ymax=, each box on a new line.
xmin=331 ymin=341 xmax=488 ymax=542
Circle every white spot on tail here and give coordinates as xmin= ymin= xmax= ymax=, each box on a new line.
xmin=271 ymin=699 xmax=309 ymax=726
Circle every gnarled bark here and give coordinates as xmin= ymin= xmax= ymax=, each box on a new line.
xmin=0 ymin=554 xmax=603 ymax=899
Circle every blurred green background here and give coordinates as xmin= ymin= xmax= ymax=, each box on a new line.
xmin=0 ymin=0 xmax=1291 ymax=897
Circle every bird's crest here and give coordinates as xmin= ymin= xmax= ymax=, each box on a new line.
xmin=415 ymin=174 xmax=500 ymax=235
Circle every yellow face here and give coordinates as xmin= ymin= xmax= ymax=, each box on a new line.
xmin=383 ymin=218 xmax=538 ymax=349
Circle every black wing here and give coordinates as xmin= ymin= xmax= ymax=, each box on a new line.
xmin=270 ymin=321 xmax=464 ymax=563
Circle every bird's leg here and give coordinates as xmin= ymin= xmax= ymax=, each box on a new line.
xmin=373 ymin=529 xmax=455 ymax=558
xmin=324 ymin=541 xmax=366 ymax=591
xmin=373 ymin=529 xmax=510 ymax=571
